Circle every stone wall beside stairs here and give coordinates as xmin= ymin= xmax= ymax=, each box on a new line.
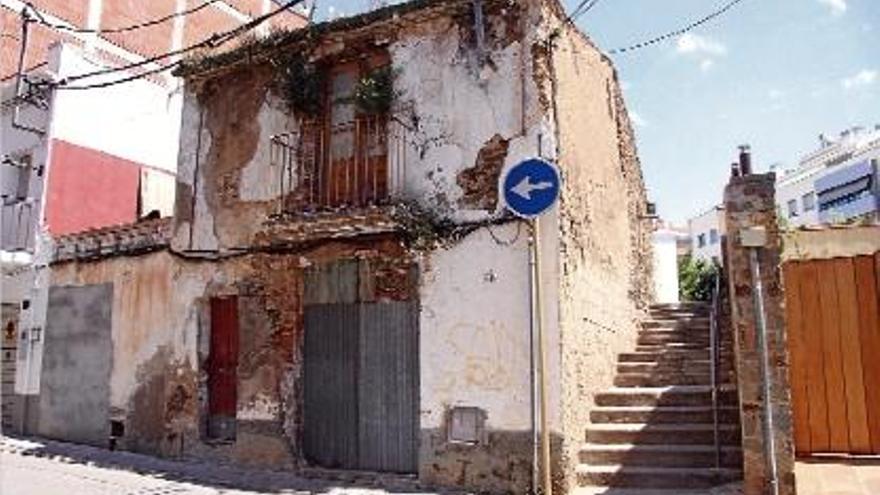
xmin=723 ymin=173 xmax=797 ymax=495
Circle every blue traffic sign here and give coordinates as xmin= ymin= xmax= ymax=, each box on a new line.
xmin=500 ymin=158 xmax=561 ymax=218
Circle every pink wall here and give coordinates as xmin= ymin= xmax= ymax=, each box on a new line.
xmin=45 ymin=139 xmax=141 ymax=236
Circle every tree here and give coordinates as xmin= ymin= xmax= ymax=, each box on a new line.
xmin=678 ymin=254 xmax=718 ymax=302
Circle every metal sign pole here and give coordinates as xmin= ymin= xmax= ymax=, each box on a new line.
xmin=528 ymin=225 xmax=539 ymax=493
xmin=499 ymin=157 xmax=560 ymax=495
xmin=532 ymin=216 xmax=552 ymax=495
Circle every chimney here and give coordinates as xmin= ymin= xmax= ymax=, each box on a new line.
xmin=731 ymin=161 xmax=741 ymax=178
xmin=738 ymin=145 xmax=752 ymax=175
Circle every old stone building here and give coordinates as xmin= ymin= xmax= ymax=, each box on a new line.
xmin=22 ymin=0 xmax=654 ymax=492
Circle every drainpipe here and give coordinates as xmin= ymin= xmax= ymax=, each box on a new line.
xmin=741 ymin=226 xmax=779 ymax=495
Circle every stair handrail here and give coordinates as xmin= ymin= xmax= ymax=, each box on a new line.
xmin=709 ymin=270 xmax=722 ymax=471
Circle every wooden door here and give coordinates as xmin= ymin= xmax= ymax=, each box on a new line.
xmin=784 ymin=254 xmax=880 ymax=455
xmin=208 ymin=296 xmax=239 ymax=440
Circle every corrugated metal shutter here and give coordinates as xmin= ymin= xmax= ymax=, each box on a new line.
xmin=302 ymin=261 xmax=418 ymax=473
xmin=358 ymin=301 xmax=419 ymax=473
xmin=303 ymin=303 xmax=360 ymax=468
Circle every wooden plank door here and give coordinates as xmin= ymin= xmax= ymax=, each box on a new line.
xmin=784 ymin=253 xmax=880 ymax=456
xmin=208 ymin=296 xmax=239 ymax=440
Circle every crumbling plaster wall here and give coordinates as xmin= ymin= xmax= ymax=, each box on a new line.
xmin=48 ymin=251 xmax=300 ymax=466
xmin=172 ymin=0 xmax=557 ymax=252
xmin=549 ymin=23 xmax=653 ymax=491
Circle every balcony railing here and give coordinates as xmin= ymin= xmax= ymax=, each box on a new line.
xmin=270 ymin=115 xmax=409 ymax=215
xmin=1 ymin=200 xmax=36 ymax=253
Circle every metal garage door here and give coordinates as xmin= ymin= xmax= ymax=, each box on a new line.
xmin=303 ymin=261 xmax=418 ymax=473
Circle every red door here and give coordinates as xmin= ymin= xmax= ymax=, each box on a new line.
xmin=208 ymin=297 xmax=239 ymax=438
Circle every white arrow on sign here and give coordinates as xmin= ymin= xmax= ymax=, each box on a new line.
xmin=511 ymin=176 xmax=554 ymax=200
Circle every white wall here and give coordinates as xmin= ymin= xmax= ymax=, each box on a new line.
xmin=419 ymin=221 xmax=561 ymax=433
xmin=50 ymin=44 xmax=182 ymax=175
xmin=687 ymin=206 xmax=724 ymax=264
xmin=652 ymin=229 xmax=680 ymax=304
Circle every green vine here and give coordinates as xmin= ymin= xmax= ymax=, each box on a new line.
xmin=272 ymin=54 xmax=325 ymax=116
xmin=391 ymin=202 xmax=457 ymax=252
xmin=353 ymin=66 xmax=399 ymax=115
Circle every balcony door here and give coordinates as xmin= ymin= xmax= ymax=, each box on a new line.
xmin=319 ymin=59 xmax=389 ymax=208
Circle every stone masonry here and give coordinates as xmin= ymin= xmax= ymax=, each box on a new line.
xmin=723 ymin=173 xmax=796 ymax=495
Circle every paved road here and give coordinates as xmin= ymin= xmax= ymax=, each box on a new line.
xmin=0 ymin=436 xmax=451 ymax=495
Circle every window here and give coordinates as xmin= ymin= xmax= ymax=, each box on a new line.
xmin=787 ymin=199 xmax=799 ymax=218
xmin=709 ymin=229 xmax=719 ymax=244
xmin=292 ymin=54 xmax=393 ymax=211
xmin=802 ymin=192 xmax=816 ymax=212
xmin=697 ymin=234 xmax=706 ymax=248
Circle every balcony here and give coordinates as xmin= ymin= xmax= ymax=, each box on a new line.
xmin=270 ymin=115 xmax=409 ymax=216
xmin=1 ymin=200 xmax=36 ymax=253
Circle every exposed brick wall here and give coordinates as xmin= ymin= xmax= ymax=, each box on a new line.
xmin=101 ymin=0 xmax=176 ymax=58
xmin=0 ymin=1 xmax=306 ymax=80
xmin=1 ymin=6 xmax=80 ymax=80
xmin=182 ymin=5 xmax=241 ymax=49
xmin=28 ymin=0 xmax=88 ymax=27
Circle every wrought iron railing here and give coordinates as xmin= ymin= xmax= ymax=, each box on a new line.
xmin=270 ymin=115 xmax=409 ymax=215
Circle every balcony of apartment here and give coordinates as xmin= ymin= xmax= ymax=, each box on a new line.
xmin=262 ymin=114 xmax=411 ymax=245
xmin=1 ymin=199 xmax=37 ymax=257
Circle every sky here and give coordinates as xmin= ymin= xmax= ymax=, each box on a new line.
xmin=315 ymin=0 xmax=880 ymax=223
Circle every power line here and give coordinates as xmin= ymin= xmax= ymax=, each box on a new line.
xmin=45 ymin=0 xmax=305 ymax=91
xmin=24 ymin=0 xmax=221 ymax=35
xmin=567 ymin=0 xmax=601 ymax=24
xmin=608 ymin=0 xmax=746 ymax=55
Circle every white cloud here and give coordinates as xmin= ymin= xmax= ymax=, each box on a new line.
xmin=818 ymin=0 xmax=847 ymax=16
xmin=676 ymin=33 xmax=726 ymax=72
xmin=676 ymin=33 xmax=727 ymax=57
xmin=842 ymin=69 xmax=878 ymax=89
xmin=630 ymin=112 xmax=648 ymax=128
xmin=620 ymin=81 xmax=632 ymax=91
xmin=769 ymin=89 xmax=785 ymax=100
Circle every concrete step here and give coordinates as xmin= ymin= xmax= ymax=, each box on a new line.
xmin=637 ymin=333 xmax=710 ymax=345
xmin=617 ymin=361 xmax=711 ymax=374
xmin=618 ymin=350 xmax=711 ymax=363
xmin=576 ymin=464 xmax=741 ymax=489
xmin=585 ymin=423 xmax=741 ymax=445
xmin=579 ymin=443 xmax=743 ymax=468
xmin=614 ymin=373 xmax=711 ymax=387
xmin=590 ymin=405 xmax=740 ymax=425
xmin=614 ymin=373 xmax=712 ymax=387
xmin=642 ymin=319 xmax=710 ymax=329
xmin=595 ymin=386 xmax=737 ymax=407
xmin=636 ymin=343 xmax=710 ymax=352
xmin=574 ymin=488 xmax=722 ymax=495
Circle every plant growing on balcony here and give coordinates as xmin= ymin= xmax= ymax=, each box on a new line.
xmin=273 ymin=54 xmax=325 ymax=117
xmin=354 ymin=66 xmax=398 ymax=115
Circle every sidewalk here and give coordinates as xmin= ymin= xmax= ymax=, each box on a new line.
xmin=796 ymin=458 xmax=880 ymax=495
xmin=0 ymin=435 xmax=461 ymax=495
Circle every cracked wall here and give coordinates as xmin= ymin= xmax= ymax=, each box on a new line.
xmin=40 ymin=0 xmax=654 ymax=493
xmin=549 ymin=22 xmax=654 ymax=494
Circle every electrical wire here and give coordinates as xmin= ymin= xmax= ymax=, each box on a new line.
xmin=43 ymin=0 xmax=305 ymax=91
xmin=567 ymin=0 xmax=601 ymax=24
xmin=608 ymin=0 xmax=746 ymax=55
xmin=24 ymin=0 xmax=221 ymax=35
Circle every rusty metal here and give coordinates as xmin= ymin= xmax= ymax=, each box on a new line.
xmin=270 ymin=115 xmax=407 ymax=215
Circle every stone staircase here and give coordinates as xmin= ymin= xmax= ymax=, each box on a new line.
xmin=576 ymin=303 xmax=743 ymax=493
